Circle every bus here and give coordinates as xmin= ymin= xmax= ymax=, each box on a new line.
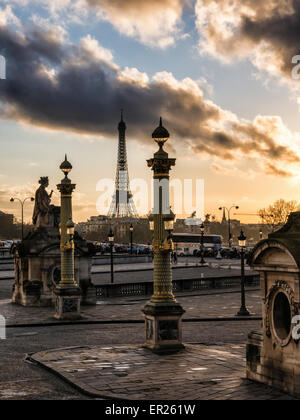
xmin=172 ymin=233 xmax=222 ymax=257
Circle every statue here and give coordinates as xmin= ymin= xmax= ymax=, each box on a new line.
xmin=33 ymin=177 xmax=57 ymax=227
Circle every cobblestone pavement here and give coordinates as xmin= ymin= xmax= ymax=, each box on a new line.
xmin=0 ymin=321 xmax=259 ymax=400
xmin=29 ymin=344 xmax=294 ymax=400
xmin=0 ymin=271 xmax=13 ymax=280
xmin=0 ymin=276 xmax=276 ymax=400
xmin=0 ymin=284 xmax=262 ymax=326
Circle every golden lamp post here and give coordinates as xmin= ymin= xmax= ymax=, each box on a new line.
xmin=54 ymin=155 xmax=81 ymax=320
xmin=143 ymin=118 xmax=185 ymax=354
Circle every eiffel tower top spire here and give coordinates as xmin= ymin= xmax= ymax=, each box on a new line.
xmin=118 ymin=109 xmax=126 ymax=130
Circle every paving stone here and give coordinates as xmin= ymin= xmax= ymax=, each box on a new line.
xmin=29 ymin=344 xmax=297 ymax=400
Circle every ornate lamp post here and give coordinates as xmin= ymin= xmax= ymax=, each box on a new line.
xmin=259 ymin=229 xmax=263 ymax=241
xmin=219 ymin=205 xmax=239 ymax=247
xmin=200 ymin=222 xmax=206 ymax=265
xmin=129 ymin=224 xmax=134 ymax=255
xmin=237 ymin=230 xmax=250 ymax=316
xmin=143 ymin=118 xmax=185 ymax=354
xmin=108 ymin=229 xmax=114 ymax=284
xmin=54 ymin=155 xmax=81 ymax=320
xmin=10 ymin=197 xmax=34 ymax=240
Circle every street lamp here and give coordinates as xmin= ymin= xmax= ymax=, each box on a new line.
xmin=259 ymin=229 xmax=263 ymax=240
xmin=143 ymin=117 xmax=185 ymax=354
xmin=10 ymin=197 xmax=35 ymax=240
xmin=66 ymin=219 xmax=75 ymax=240
xmin=55 ymin=155 xmax=81 ymax=320
xmin=237 ymin=230 xmax=250 ymax=316
xmin=200 ymin=222 xmax=206 ymax=265
xmin=129 ymin=223 xmax=134 ymax=255
xmin=108 ymin=228 xmax=114 ymax=284
xmin=219 ymin=205 xmax=239 ymax=247
xmin=164 ymin=214 xmax=174 ymax=239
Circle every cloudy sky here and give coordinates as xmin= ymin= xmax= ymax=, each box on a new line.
xmin=0 ymin=0 xmax=300 ymax=223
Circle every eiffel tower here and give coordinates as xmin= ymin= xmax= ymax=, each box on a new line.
xmin=108 ymin=112 xmax=138 ymax=218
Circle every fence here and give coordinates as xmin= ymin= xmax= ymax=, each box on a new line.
xmin=95 ymin=274 xmax=259 ymax=299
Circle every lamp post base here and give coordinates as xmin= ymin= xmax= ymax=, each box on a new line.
xmin=200 ymin=261 xmax=208 ymax=267
xmin=54 ymin=286 xmax=81 ymax=320
xmin=143 ymin=301 xmax=185 ymax=354
xmin=237 ymin=307 xmax=251 ymax=317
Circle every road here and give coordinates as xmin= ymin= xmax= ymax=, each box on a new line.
xmin=0 ymin=319 xmax=260 ymax=400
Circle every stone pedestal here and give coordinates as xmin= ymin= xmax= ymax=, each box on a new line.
xmin=247 ymin=212 xmax=300 ymax=397
xmin=143 ymin=302 xmax=185 ymax=354
xmin=54 ymin=286 xmax=81 ymax=320
xmin=12 ymin=226 xmax=96 ymax=308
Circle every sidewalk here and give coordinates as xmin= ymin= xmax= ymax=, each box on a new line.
xmin=0 ymin=288 xmax=262 ymax=327
xmin=29 ymin=344 xmax=294 ymax=400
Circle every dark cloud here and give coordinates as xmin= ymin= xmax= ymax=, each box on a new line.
xmin=240 ymin=0 xmax=300 ymax=77
xmin=0 ymin=22 xmax=299 ymax=177
xmin=196 ymin=0 xmax=300 ymax=81
xmin=233 ymin=121 xmax=300 ymax=163
xmin=0 ymin=24 xmax=220 ymax=141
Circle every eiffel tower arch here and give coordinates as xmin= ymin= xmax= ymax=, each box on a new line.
xmin=108 ymin=112 xmax=138 ymax=218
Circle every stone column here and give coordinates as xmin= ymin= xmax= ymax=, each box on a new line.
xmin=143 ymin=118 xmax=185 ymax=354
xmin=54 ymin=156 xmax=81 ymax=320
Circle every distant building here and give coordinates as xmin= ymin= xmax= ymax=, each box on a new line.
xmin=77 ymin=215 xmax=110 ymax=234
xmin=0 ymin=210 xmax=15 ymax=239
xmin=0 ymin=210 xmax=14 ymax=226
xmin=76 ymin=215 xmax=149 ymax=243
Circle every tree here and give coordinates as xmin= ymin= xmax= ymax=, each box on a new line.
xmin=204 ymin=214 xmax=211 ymax=223
xmin=258 ymin=199 xmax=300 ymax=230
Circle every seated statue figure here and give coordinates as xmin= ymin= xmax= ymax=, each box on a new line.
xmin=33 ymin=177 xmax=58 ymax=228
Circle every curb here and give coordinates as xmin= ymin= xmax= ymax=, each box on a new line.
xmin=25 ymin=342 xmax=244 ymax=401
xmin=7 ymin=316 xmax=262 ymax=329
xmin=25 ymin=353 xmax=124 ymax=401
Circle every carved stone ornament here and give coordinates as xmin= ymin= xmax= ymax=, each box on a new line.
xmin=265 ymin=280 xmax=297 ymax=346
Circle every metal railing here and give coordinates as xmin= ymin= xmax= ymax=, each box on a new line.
xmin=95 ymin=274 xmax=259 ymax=299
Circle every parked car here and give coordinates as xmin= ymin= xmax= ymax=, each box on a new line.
xmin=136 ymin=244 xmax=152 ymax=255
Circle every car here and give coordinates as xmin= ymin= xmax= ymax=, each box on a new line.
xmin=175 ymin=247 xmax=188 ymax=257
xmin=136 ymin=245 xmax=152 ymax=255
